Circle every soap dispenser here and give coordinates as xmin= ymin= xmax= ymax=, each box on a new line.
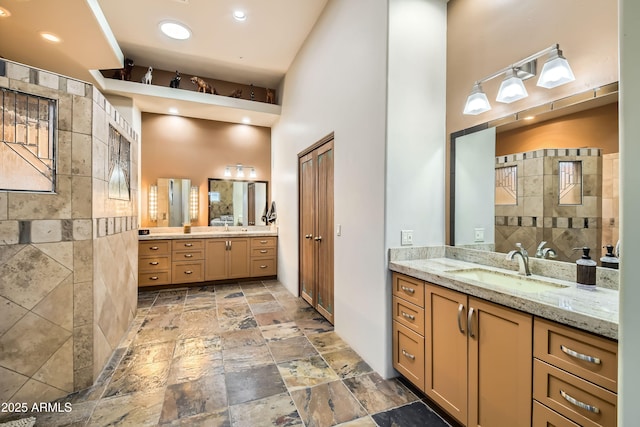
xmin=600 ymin=244 xmax=620 ymax=269
xmin=575 ymin=247 xmax=597 ymax=290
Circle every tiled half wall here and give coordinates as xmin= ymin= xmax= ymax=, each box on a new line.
xmin=0 ymin=60 xmax=139 ymax=405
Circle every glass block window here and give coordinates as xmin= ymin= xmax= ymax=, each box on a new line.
xmin=559 ymin=161 xmax=582 ymax=205
xmin=0 ymin=88 xmax=56 ymax=192
xmin=495 ymin=165 xmax=517 ymax=205
xmin=108 ymin=125 xmax=131 ymax=200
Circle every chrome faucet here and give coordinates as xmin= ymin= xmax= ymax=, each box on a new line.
xmin=535 ymin=241 xmax=557 ymax=259
xmin=507 ymin=243 xmax=531 ymax=276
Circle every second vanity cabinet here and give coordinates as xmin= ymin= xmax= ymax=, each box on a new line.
xmin=424 ymin=281 xmax=532 ymax=427
xmin=205 ymin=238 xmax=250 ymax=281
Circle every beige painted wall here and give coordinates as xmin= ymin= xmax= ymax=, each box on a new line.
xmin=140 ymin=113 xmax=271 ymax=227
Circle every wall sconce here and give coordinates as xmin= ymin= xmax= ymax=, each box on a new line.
xmin=189 ymin=186 xmax=199 ymax=221
xmin=149 ymin=184 xmax=158 ymax=221
xmin=463 ymin=44 xmax=576 ymax=115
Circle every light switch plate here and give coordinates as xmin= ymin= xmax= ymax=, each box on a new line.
xmin=474 ymin=228 xmax=485 ymax=242
xmin=401 ymin=230 xmax=413 ymax=246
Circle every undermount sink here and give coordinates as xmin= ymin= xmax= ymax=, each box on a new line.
xmin=447 ymin=268 xmax=570 ymax=293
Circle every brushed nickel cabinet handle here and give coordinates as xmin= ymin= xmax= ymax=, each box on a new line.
xmin=150 ymin=276 xmax=159 ymax=280
xmin=305 ymin=234 xmax=313 ymax=239
xmin=150 ymin=261 xmax=159 ymax=265
xmin=260 ymin=265 xmax=268 ymax=269
xmin=150 ymin=246 xmax=159 ymax=250
xmin=184 ymin=254 xmax=193 ymax=258
xmin=184 ymin=243 xmax=193 ymax=247
xmin=560 ymin=345 xmax=602 ymax=365
xmin=560 ymin=390 xmax=600 ymax=414
xmin=400 ymin=286 xmax=415 ymax=294
xmin=260 ymin=250 xmax=268 ymax=253
xmin=467 ymin=307 xmax=476 ymax=338
xmin=401 ymin=349 xmax=415 ymax=360
xmin=314 ymin=236 xmax=322 ymax=241
xmin=457 ymin=304 xmax=466 ymax=334
xmin=229 ymin=241 xmax=232 ymax=249
xmin=260 ymin=240 xmax=268 ymax=243
xmin=185 ymin=270 xmax=193 ymax=275
xmin=401 ymin=311 xmax=415 ymax=321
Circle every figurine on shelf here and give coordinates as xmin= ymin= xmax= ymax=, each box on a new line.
xmin=169 ymin=71 xmax=181 ymax=88
xmin=229 ymin=89 xmax=242 ymax=98
xmin=190 ymin=76 xmax=217 ymax=94
xmin=141 ymin=66 xmax=153 ymax=84
xmin=266 ymin=88 xmax=275 ymax=104
xmin=111 ymin=58 xmax=134 ymax=81
xmin=250 ymin=84 xmax=255 ymax=101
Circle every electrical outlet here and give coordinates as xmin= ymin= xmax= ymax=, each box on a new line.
xmin=474 ymin=228 xmax=485 ymax=242
xmin=401 ymin=230 xmax=413 ymax=246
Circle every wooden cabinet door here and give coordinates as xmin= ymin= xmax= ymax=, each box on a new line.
xmin=228 ymin=238 xmax=250 ymax=278
xmin=315 ymin=141 xmax=334 ymax=323
xmin=299 ymin=152 xmax=315 ymax=306
xmin=205 ymin=239 xmax=228 ymax=280
xmin=425 ymin=285 xmax=468 ymax=426
xmin=468 ymin=297 xmax=533 ymax=427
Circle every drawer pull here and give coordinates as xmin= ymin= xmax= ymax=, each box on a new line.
xmin=457 ymin=304 xmax=465 ymax=334
xmin=184 ymin=254 xmax=193 ymax=258
xmin=260 ymin=265 xmax=268 ymax=269
xmin=401 ymin=349 xmax=415 ymax=360
xmin=149 ymin=261 xmax=159 ymax=265
xmin=400 ymin=286 xmax=415 ymax=294
xmin=560 ymin=390 xmax=600 ymax=414
xmin=560 ymin=345 xmax=601 ymax=365
xmin=401 ymin=311 xmax=415 ymax=321
xmin=185 ymin=270 xmax=193 ymax=275
xmin=150 ymin=246 xmax=159 ymax=251
xmin=150 ymin=276 xmax=159 ymax=280
xmin=260 ymin=240 xmax=268 ymax=243
xmin=184 ymin=243 xmax=193 ymax=247
xmin=260 ymin=250 xmax=268 ymax=253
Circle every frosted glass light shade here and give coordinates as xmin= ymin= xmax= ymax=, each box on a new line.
xmin=149 ymin=185 xmax=158 ymax=221
xmin=537 ymin=52 xmax=575 ymax=89
xmin=463 ymin=84 xmax=491 ymax=115
xmin=189 ymin=186 xmax=199 ymax=221
xmin=496 ymin=70 xmax=528 ymax=104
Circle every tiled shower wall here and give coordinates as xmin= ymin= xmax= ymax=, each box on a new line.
xmin=495 ymin=148 xmax=602 ymax=262
xmin=0 ymin=60 xmax=138 ymax=405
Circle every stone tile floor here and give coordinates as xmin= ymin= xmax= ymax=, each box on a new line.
xmin=3 ymin=280 xmax=453 ymax=427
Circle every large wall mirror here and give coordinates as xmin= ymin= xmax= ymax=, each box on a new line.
xmin=208 ymin=179 xmax=268 ymax=226
xmin=155 ymin=178 xmax=192 ymax=227
xmin=450 ymin=82 xmax=619 ymax=267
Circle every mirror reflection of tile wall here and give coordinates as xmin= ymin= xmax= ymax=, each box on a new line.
xmin=495 ymin=148 xmax=603 ymax=262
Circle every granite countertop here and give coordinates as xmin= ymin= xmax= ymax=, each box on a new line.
xmin=389 ymin=257 xmax=618 ymax=340
xmin=139 ymin=226 xmax=278 ymax=240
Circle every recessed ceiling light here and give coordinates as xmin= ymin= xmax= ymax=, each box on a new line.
xmin=40 ymin=32 xmax=62 ymax=43
xmin=159 ymin=21 xmax=191 ymax=40
xmin=523 ymin=116 xmax=535 ymax=121
xmin=169 ymin=108 xmax=179 ymax=115
xmin=0 ymin=7 xmax=11 ymax=17
xmin=242 ymin=117 xmax=251 ymax=124
xmin=233 ymin=10 xmax=246 ymax=21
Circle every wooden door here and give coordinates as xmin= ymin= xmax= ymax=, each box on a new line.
xmin=247 ymin=183 xmax=256 ymax=225
xmin=468 ymin=297 xmax=533 ymax=427
xmin=425 ymin=284 xmax=469 ymax=425
xmin=299 ymin=152 xmax=316 ymax=305
xmin=205 ymin=239 xmax=228 ymax=280
xmin=315 ymin=140 xmax=334 ymax=323
xmin=228 ymin=238 xmax=250 ymax=278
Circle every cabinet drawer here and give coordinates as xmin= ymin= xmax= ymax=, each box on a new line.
xmin=392 ymin=296 xmax=425 ymax=335
xmin=139 ymin=240 xmax=170 ymax=255
xmin=251 ymin=258 xmax=277 ymax=276
xmin=251 ymin=247 xmax=277 ymax=257
xmin=172 ymin=239 xmax=204 ymax=251
xmin=171 ymin=261 xmax=204 ymax=283
xmin=392 ymin=321 xmax=425 ymax=391
xmin=534 ymin=359 xmax=616 ymax=427
xmin=139 ymin=255 xmax=170 ymax=272
xmin=251 ymin=237 xmax=277 ymax=248
xmin=534 ymin=318 xmax=617 ymax=393
xmin=139 ymin=271 xmax=171 ymax=287
xmin=533 ymin=401 xmax=580 ymax=427
xmin=392 ymin=273 xmax=424 ymax=308
xmin=172 ymin=249 xmax=204 ymax=261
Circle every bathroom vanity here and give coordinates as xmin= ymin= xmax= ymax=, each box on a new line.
xmin=138 ymin=227 xmax=277 ymax=287
xmin=389 ymin=247 xmax=618 ymax=427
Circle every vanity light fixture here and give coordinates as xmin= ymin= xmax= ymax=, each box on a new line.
xmin=159 ymin=20 xmax=191 ymax=40
xmin=224 ymin=166 xmax=232 ymax=177
xmin=189 ymin=186 xmax=199 ymax=221
xmin=149 ymin=184 xmax=158 ymax=221
xmin=236 ymin=165 xmax=245 ymax=178
xmin=249 ymin=168 xmax=257 ymax=178
xmin=463 ymin=43 xmax=575 ymax=115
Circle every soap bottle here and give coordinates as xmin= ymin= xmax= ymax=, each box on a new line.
xmin=575 ymin=247 xmax=597 ymax=290
xmin=600 ymin=244 xmax=619 ymax=269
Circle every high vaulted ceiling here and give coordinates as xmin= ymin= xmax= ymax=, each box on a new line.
xmin=0 ymin=0 xmax=328 ymax=91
